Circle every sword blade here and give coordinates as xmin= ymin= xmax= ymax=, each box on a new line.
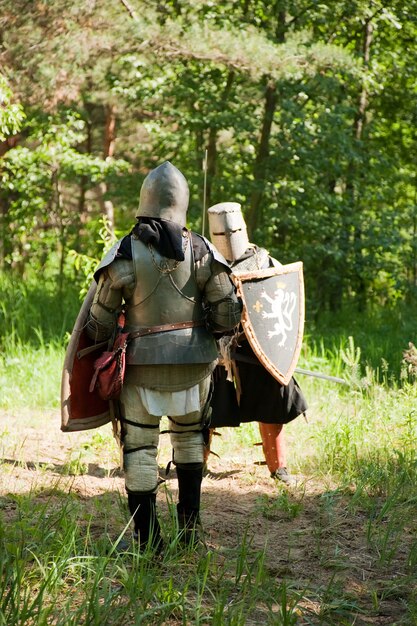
xmin=230 ymin=350 xmax=347 ymax=385
xmin=294 ymin=367 xmax=347 ymax=385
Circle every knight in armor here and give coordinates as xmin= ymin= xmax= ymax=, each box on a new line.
xmin=207 ymin=202 xmax=308 ymax=485
xmin=85 ymin=163 xmax=242 ymax=552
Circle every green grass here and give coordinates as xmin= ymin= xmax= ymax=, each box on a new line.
xmin=0 ymin=486 xmax=302 ymax=625
xmin=0 ymin=271 xmax=80 ymax=410
xmin=0 ymin=272 xmax=80 ymax=349
xmin=0 ymin=274 xmax=417 ymax=624
xmin=0 ymin=337 xmax=63 ymax=409
xmin=308 ymin=301 xmax=417 ymax=382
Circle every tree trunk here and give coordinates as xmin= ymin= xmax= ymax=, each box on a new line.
xmin=246 ymin=10 xmax=285 ymax=239
xmin=0 ymin=135 xmax=20 ymax=158
xmin=354 ymin=20 xmax=373 ymax=142
xmin=205 ymin=126 xmax=217 ymax=211
xmin=98 ymin=104 xmax=117 ymax=232
xmin=351 ymin=19 xmax=373 ymax=311
xmin=54 ymin=169 xmax=65 ymax=294
xmin=0 ymin=136 xmax=21 ymax=268
xmin=77 ymin=116 xmax=93 ymax=239
xmin=413 ymin=194 xmax=417 ymax=290
xmin=203 ymin=70 xmax=235 ymax=213
xmin=0 ymin=197 xmax=7 ymax=269
xmin=246 ymin=80 xmax=278 ymax=238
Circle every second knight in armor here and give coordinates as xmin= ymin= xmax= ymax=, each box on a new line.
xmin=207 ymin=202 xmax=308 ymax=485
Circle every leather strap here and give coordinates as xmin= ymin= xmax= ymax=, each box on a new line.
xmin=129 ymin=319 xmax=204 ymax=339
xmin=77 ymin=339 xmax=108 ymax=360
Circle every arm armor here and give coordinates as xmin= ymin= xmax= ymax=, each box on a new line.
xmin=196 ymin=254 xmax=242 ymax=332
xmin=86 ymin=259 xmax=135 ymax=342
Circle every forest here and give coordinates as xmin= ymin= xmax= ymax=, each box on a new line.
xmin=1 ymin=0 xmax=417 ymax=312
xmin=1 ymin=2 xmax=417 ymax=624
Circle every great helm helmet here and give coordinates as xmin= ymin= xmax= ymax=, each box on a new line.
xmin=136 ymin=161 xmax=189 ymax=227
xmin=207 ymin=202 xmax=250 ymax=262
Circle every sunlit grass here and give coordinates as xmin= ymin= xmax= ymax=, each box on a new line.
xmin=1 ymin=277 xmax=416 ymax=623
xmin=0 ymin=337 xmax=63 ymax=409
xmin=0 ymin=485 xmax=302 ymax=625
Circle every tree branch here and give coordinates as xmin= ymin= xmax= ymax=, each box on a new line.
xmin=118 ymin=0 xmax=138 ymax=21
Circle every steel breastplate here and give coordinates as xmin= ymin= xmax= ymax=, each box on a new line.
xmin=125 ymin=236 xmax=217 ymax=365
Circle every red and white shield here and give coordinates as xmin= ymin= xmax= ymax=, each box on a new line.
xmin=61 ymin=283 xmax=112 ymax=432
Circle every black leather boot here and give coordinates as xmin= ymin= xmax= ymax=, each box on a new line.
xmin=127 ymin=492 xmax=163 ymax=554
xmin=176 ymin=464 xmax=203 ymax=546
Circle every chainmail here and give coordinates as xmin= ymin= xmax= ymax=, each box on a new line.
xmin=231 ymin=247 xmax=270 ymax=272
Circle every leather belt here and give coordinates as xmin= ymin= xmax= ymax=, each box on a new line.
xmin=129 ymin=320 xmax=205 ymax=339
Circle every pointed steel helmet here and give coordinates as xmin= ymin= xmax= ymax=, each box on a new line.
xmin=207 ymin=202 xmax=250 ymax=262
xmin=136 ymin=161 xmax=189 ymax=226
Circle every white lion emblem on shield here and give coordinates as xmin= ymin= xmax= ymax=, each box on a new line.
xmin=260 ymin=288 xmax=296 ymax=346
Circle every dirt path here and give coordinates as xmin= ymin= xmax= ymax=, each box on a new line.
xmin=0 ymin=410 xmax=411 ymax=624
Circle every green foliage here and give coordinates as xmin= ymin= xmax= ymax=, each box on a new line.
xmin=0 ymin=272 xmax=80 ymax=348
xmin=0 ymin=110 xmax=130 ymax=276
xmin=0 ymin=75 xmax=25 ymax=140
xmin=310 ymin=301 xmax=417 ymax=382
xmin=67 ymin=216 xmax=119 ymax=296
xmin=1 ymin=1 xmax=417 ymax=309
xmin=1 ymin=6 xmax=417 ymax=622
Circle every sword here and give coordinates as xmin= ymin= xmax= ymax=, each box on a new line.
xmin=294 ymin=367 xmax=347 ymax=385
xmin=201 ymin=149 xmax=208 ymax=237
xmin=231 ymin=352 xmax=347 ymax=385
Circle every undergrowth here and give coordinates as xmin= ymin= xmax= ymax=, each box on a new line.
xmin=0 ymin=274 xmax=416 ymax=624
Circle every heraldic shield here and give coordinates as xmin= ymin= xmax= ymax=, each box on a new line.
xmin=232 ymin=262 xmax=305 ymax=385
xmin=61 ymin=282 xmax=112 ymax=432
